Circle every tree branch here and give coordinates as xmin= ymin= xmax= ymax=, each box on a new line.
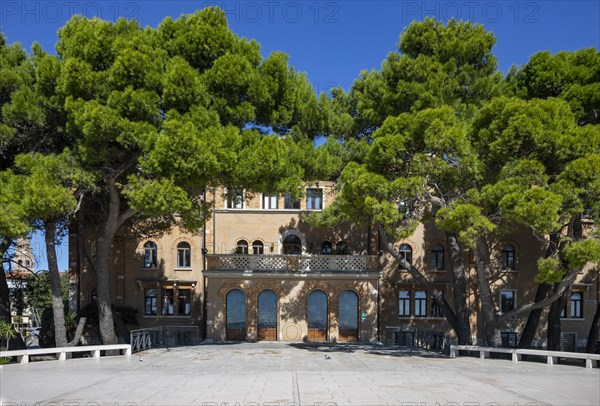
xmin=378 ymin=225 xmax=460 ymax=329
xmin=497 ymin=267 xmax=580 ymax=323
xmin=67 ymin=317 xmax=87 ymax=347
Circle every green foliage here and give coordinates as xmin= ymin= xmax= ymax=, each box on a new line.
xmin=50 ymin=7 xmax=330 ymax=238
xmin=563 ymin=239 xmax=600 ymax=271
xmin=349 ymin=18 xmax=503 ymax=129
xmin=498 ymin=188 xmax=563 ymax=234
xmin=0 ymin=171 xmax=31 ymax=239
xmin=436 ymin=203 xmax=495 ymax=247
xmin=316 ymin=19 xmax=507 ymax=246
xmin=535 ymin=257 xmax=564 ymax=283
xmin=470 ymin=97 xmax=581 ymax=178
xmin=14 ymin=152 xmax=81 ymax=220
xmin=556 ymin=154 xmax=600 ymax=219
xmin=25 ymin=271 xmax=70 ymax=310
xmin=0 ymin=320 xmax=17 ymax=351
xmin=515 ymin=48 xmax=600 ymax=125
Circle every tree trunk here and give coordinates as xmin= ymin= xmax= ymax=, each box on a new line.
xmin=517 ymin=233 xmax=558 ymax=349
xmin=547 ymin=285 xmax=567 ymax=351
xmin=69 ymin=316 xmax=87 ymax=346
xmin=95 ymin=224 xmax=118 ymax=345
xmin=475 ymin=235 xmax=501 ymax=347
xmin=517 ymin=283 xmax=551 ymax=349
xmin=585 ymin=303 xmax=600 ymax=353
xmin=446 ymin=232 xmax=472 ymax=345
xmin=45 ymin=221 xmax=68 ymax=348
xmin=93 ymin=177 xmax=138 ymax=345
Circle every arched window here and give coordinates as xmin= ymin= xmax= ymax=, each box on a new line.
xmin=307 ymin=290 xmax=328 ymax=342
xmin=399 ymin=243 xmax=413 ymax=265
xmin=226 ymin=289 xmax=246 ymax=341
xmin=236 ymin=239 xmax=248 ymax=254
xmin=283 ymin=235 xmax=302 ymax=255
xmin=252 ymin=240 xmax=264 ymax=255
xmin=338 ymin=290 xmax=358 ymax=342
xmin=144 ymin=241 xmax=158 ymax=268
xmin=321 ymin=241 xmax=333 ymax=255
xmin=257 ymin=290 xmax=277 ymax=341
xmin=177 ymin=242 xmax=191 ymax=268
xmin=25 ymin=260 xmax=30 ymax=269
xmin=501 ymin=245 xmax=516 ymax=271
xmin=335 ymin=241 xmax=348 ymax=255
xmin=431 ymin=244 xmax=444 ymax=270
xmin=18 ymin=259 xmax=22 ymax=267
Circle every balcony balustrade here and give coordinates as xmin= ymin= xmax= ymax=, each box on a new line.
xmin=206 ymin=254 xmax=379 ymax=273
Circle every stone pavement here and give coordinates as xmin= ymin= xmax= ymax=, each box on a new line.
xmin=1 ymin=342 xmax=598 ymax=406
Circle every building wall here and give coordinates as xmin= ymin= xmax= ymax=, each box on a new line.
xmin=206 ymin=183 xmax=376 ymax=256
xmin=70 ymin=182 xmax=599 ymax=348
xmin=205 ymin=276 xmax=378 ymax=343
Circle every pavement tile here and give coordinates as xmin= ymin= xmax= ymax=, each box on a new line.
xmin=1 ymin=342 xmax=598 ymax=406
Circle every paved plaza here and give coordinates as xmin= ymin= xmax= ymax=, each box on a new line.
xmin=1 ymin=342 xmax=598 ymax=406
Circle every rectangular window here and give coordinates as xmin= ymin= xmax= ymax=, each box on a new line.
xmin=414 ymin=291 xmax=427 ymax=317
xmin=162 ymin=288 xmax=174 ymax=315
xmin=178 ymin=289 xmax=191 ymax=316
xmin=570 ymin=292 xmax=583 ymax=318
xmin=306 ymin=188 xmax=323 ymax=210
xmin=501 ymin=332 xmax=518 ymax=348
xmin=398 ymin=290 xmax=411 ymax=317
xmin=501 ymin=246 xmax=516 ymax=270
xmin=177 ymin=245 xmax=191 ymax=268
xmin=500 ymin=290 xmax=516 ymax=314
xmin=144 ymin=289 xmax=157 ymax=315
xmin=284 ymin=193 xmax=300 ymax=209
xmin=431 ymin=292 xmax=444 ymax=317
xmin=262 ymin=193 xmax=278 ymax=209
xmin=431 ymin=247 xmax=444 ymax=270
xmin=226 ymin=188 xmax=244 ymax=209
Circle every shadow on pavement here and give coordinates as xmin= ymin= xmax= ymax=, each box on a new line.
xmin=288 ymin=342 xmax=449 ymax=358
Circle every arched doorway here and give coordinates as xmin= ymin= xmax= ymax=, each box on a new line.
xmin=226 ymin=289 xmax=246 ymax=341
xmin=257 ymin=290 xmax=277 ymax=341
xmin=338 ymin=290 xmax=359 ymax=342
xmin=307 ymin=290 xmax=328 ymax=342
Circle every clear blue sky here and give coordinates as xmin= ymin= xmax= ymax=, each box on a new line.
xmin=2 ymin=0 xmax=598 ymax=271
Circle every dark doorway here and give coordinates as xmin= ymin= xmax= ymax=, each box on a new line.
xmin=338 ymin=290 xmax=359 ymax=342
xmin=307 ymin=290 xmax=328 ymax=342
xmin=226 ymin=289 xmax=246 ymax=341
xmin=258 ymin=290 xmax=278 ymax=341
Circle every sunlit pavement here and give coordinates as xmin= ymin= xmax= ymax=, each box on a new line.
xmin=1 ymin=342 xmax=598 ymax=406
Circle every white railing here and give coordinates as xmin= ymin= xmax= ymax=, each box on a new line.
xmin=0 ymin=344 xmax=131 ymax=364
xmin=450 ymin=345 xmax=600 ymax=368
xmin=208 ymin=254 xmax=379 ymax=272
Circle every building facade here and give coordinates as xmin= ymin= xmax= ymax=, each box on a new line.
xmin=70 ymin=184 xmax=600 ymax=349
xmin=6 ymin=238 xmax=35 ymax=327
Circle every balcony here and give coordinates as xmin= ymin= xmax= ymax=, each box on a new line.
xmin=206 ymin=254 xmax=379 ymax=273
